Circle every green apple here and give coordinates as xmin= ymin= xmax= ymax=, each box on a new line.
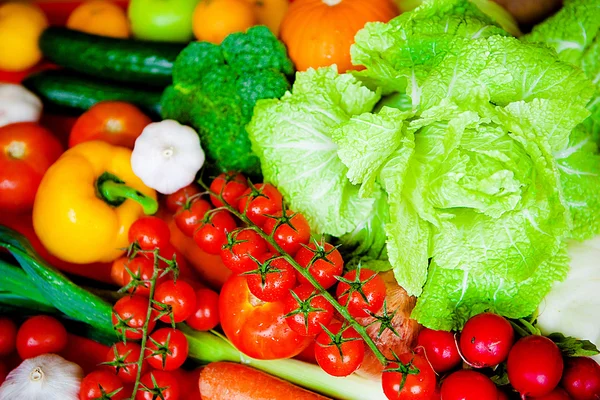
xmin=128 ymin=0 xmax=200 ymax=42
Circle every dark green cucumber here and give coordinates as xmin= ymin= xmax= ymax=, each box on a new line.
xmin=23 ymin=70 xmax=163 ymax=118
xmin=40 ymin=27 xmax=186 ymax=86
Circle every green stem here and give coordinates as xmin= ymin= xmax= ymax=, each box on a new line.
xmin=96 ymin=172 xmax=158 ymax=215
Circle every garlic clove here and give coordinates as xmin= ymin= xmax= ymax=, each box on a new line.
xmin=0 ymin=84 xmax=43 ymax=128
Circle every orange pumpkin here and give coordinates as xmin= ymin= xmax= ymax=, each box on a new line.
xmin=280 ymin=0 xmax=398 ymax=72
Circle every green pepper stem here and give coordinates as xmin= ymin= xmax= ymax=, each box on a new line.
xmin=96 ymin=172 xmax=158 ymax=215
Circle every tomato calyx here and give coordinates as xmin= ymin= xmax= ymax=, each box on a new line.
xmin=384 ymin=352 xmax=422 ymax=392
xmin=366 ymin=299 xmax=401 ymax=338
xmin=335 ymin=264 xmax=378 ymax=306
xmin=317 ymin=323 xmax=363 ymax=358
xmin=152 ymin=299 xmax=176 ymax=328
xmin=238 ymin=181 xmax=272 ymax=213
xmin=178 ymin=192 xmax=204 ymax=211
xmin=283 ymin=288 xmax=328 ymax=334
xmin=221 ymin=229 xmax=250 ymax=253
xmin=301 ymin=238 xmax=340 ymax=267
xmin=103 ymin=346 xmax=137 ymax=377
xmin=6 ymin=140 xmax=26 ymax=159
xmin=139 ymin=373 xmax=170 ymax=400
xmin=242 ymin=254 xmax=285 ymax=288
xmin=94 ymin=386 xmax=125 ymax=400
xmin=146 ymin=332 xmax=174 ymax=370
xmin=263 ymin=201 xmax=301 ymax=235
xmin=112 ymin=311 xmax=143 ymax=342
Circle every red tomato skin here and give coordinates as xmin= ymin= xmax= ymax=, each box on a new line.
xmin=0 ymin=122 xmax=63 ymax=213
xmin=121 ymin=256 xmax=160 ymax=297
xmin=209 ymin=172 xmax=248 ymax=207
xmin=507 ymin=335 xmax=564 ymax=398
xmin=220 ymin=228 xmax=268 ymax=274
xmin=219 ymin=275 xmax=312 ymax=360
xmin=135 ymin=370 xmax=180 ymax=400
xmin=283 ymin=284 xmax=333 ymax=337
xmin=80 ymin=370 xmax=126 ymax=400
xmin=0 ymin=318 xmax=17 ymax=356
xmin=262 ymin=210 xmax=311 ymax=256
xmin=128 ymin=216 xmax=171 ymax=251
xmin=186 ymin=288 xmax=220 ymax=331
xmin=16 ymin=315 xmax=68 ymax=359
xmin=174 ymin=199 xmax=212 ymax=238
xmin=193 ymin=211 xmax=238 ymax=255
xmin=440 ymin=370 xmax=497 ymax=400
xmin=112 ymin=295 xmax=156 ymax=340
xmin=381 ymin=353 xmax=437 ymax=400
xmin=314 ymin=323 xmax=365 ymax=377
xmin=459 ymin=312 xmax=514 ymax=368
xmin=561 ymin=357 xmax=600 ymax=400
xmin=237 ymin=183 xmax=283 ymax=227
xmin=529 ymin=388 xmax=572 ymax=400
xmin=245 ymin=254 xmax=297 ymax=302
xmin=416 ymin=328 xmax=461 ymax=374
xmin=294 ymin=242 xmax=343 ymax=289
xmin=335 ymin=269 xmax=386 ymax=318
xmin=165 ymin=184 xmax=201 ymax=213
xmin=105 ymin=342 xmax=148 ymax=383
xmin=154 ymin=280 xmax=197 ymax=323
xmin=145 ymin=328 xmax=189 ymax=371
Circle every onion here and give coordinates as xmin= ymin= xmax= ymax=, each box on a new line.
xmin=0 ymin=354 xmax=83 ymax=400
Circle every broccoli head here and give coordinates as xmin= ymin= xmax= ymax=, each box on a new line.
xmin=160 ymin=26 xmax=294 ymax=176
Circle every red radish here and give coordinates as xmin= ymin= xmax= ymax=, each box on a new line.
xmin=529 ymin=388 xmax=572 ymax=400
xmin=440 ymin=370 xmax=497 ymax=400
xmin=459 ymin=312 xmax=514 ymax=368
xmin=416 ymin=328 xmax=461 ymax=373
xmin=561 ymin=357 xmax=600 ymax=400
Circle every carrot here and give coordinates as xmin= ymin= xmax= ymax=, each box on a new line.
xmin=199 ymin=362 xmax=331 ymax=400
xmin=60 ymin=334 xmax=111 ymax=375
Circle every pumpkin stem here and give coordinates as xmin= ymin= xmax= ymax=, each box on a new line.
xmin=322 ymin=0 xmax=342 ymax=5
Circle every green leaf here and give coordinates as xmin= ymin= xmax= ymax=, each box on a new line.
xmin=548 ymin=332 xmax=600 ymax=357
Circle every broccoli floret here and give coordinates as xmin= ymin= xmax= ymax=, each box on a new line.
xmin=161 ymin=26 xmax=294 ymax=176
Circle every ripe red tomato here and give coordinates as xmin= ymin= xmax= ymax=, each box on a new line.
xmin=284 ymin=284 xmax=333 ymax=336
xmin=262 ymin=210 xmax=311 ymax=256
xmin=135 ymin=370 xmax=180 ymax=400
xmin=69 ymin=101 xmax=151 ymax=149
xmin=0 ymin=318 xmax=17 ymax=356
xmin=245 ymin=254 xmax=297 ymax=302
xmin=459 ymin=313 xmax=514 ymax=368
xmin=165 ymin=184 xmax=201 ymax=213
xmin=106 ymin=342 xmax=148 ymax=383
xmin=416 ymin=328 xmax=461 ymax=374
xmin=336 ymin=268 xmax=386 ymax=318
xmin=111 ymin=256 xmax=129 ymax=287
xmin=112 ymin=295 xmax=156 ymax=340
xmin=16 ymin=315 xmax=68 ymax=359
xmin=237 ymin=183 xmax=283 ymax=227
xmin=121 ymin=256 xmax=158 ymax=297
xmin=561 ymin=357 xmax=600 ymax=400
xmin=209 ymin=171 xmax=248 ymax=207
xmin=0 ymin=122 xmax=63 ymax=213
xmin=219 ymin=275 xmax=312 ymax=360
xmin=128 ymin=216 xmax=171 ymax=251
xmin=154 ymin=280 xmax=197 ymax=323
xmin=220 ymin=228 xmax=268 ymax=273
xmin=529 ymin=388 xmax=572 ymax=400
xmin=314 ymin=323 xmax=365 ymax=377
xmin=193 ymin=210 xmax=237 ymax=255
xmin=294 ymin=242 xmax=343 ymax=289
xmin=507 ymin=335 xmax=564 ymax=397
xmin=382 ymin=353 xmax=437 ymax=400
xmin=186 ymin=288 xmax=220 ymax=331
xmin=440 ymin=370 xmax=497 ymax=400
xmin=145 ymin=328 xmax=189 ymax=371
xmin=80 ymin=370 xmax=127 ymax=400
xmin=174 ymin=198 xmax=212 ymax=237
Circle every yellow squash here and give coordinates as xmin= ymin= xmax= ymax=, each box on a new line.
xmin=33 ymin=141 xmax=157 ymax=264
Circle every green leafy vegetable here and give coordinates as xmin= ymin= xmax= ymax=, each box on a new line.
xmin=161 ymin=26 xmax=294 ymax=176
xmin=547 ymin=332 xmax=600 ymax=358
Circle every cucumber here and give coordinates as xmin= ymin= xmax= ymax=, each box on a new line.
xmin=23 ymin=70 xmax=163 ymax=118
xmin=39 ymin=27 xmax=186 ymax=86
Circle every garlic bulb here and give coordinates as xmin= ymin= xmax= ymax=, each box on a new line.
xmin=131 ymin=119 xmax=205 ymax=195
xmin=0 ymin=84 xmax=43 ymax=128
xmin=0 ymin=354 xmax=83 ymax=400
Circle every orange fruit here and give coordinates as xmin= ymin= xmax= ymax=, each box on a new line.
xmin=67 ymin=0 xmax=130 ymax=38
xmin=192 ymin=0 xmax=256 ymax=44
xmin=244 ymin=0 xmax=288 ymax=36
xmin=0 ymin=2 xmax=48 ymax=71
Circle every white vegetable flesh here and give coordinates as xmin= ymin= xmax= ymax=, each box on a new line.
xmin=0 ymin=84 xmax=43 ymax=128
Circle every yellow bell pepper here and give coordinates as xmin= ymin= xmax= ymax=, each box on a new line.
xmin=33 ymin=140 xmax=158 ymax=264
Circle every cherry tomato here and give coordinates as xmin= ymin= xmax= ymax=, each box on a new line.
xmin=69 ymin=101 xmax=151 ymax=149
xmin=284 ymin=284 xmax=333 ymax=336
xmin=165 ymin=184 xmax=202 ymax=213
xmin=237 ymin=183 xmax=283 ymax=227
xmin=145 ymin=328 xmax=189 ymax=371
xmin=262 ymin=210 xmax=311 ymax=256
xmin=415 ymin=328 xmax=461 ymax=374
xmin=529 ymin=388 xmax=572 ymax=400
xmin=154 ymin=280 xmax=197 ymax=323
xmin=459 ymin=312 xmax=514 ymax=368
xmin=219 ymin=275 xmax=312 ymax=360
xmin=294 ymin=242 xmax=343 ymax=289
xmin=186 ymin=288 xmax=220 ymax=331
xmin=121 ymin=256 xmax=160 ymax=297
xmin=111 ymin=256 xmax=129 ymax=286
xmin=80 ymin=370 xmax=127 ymax=400
xmin=245 ymin=253 xmax=297 ymax=302
xmin=0 ymin=122 xmax=63 ymax=213
xmin=174 ymin=198 xmax=212 ymax=237
xmin=507 ymin=335 xmax=564 ymax=397
xmin=16 ymin=315 xmax=67 ymax=359
xmin=135 ymin=370 xmax=180 ymax=400
xmin=105 ymin=342 xmax=148 ymax=383
xmin=193 ymin=210 xmax=237 ymax=255
xmin=440 ymin=370 xmax=497 ymax=400
xmin=0 ymin=318 xmax=17 ymax=356
xmin=561 ymin=357 xmax=600 ymax=400
xmin=220 ymin=228 xmax=268 ymax=273
xmin=336 ymin=268 xmax=386 ymax=318
xmin=112 ymin=295 xmax=156 ymax=340
xmin=382 ymin=353 xmax=437 ymax=400
xmin=158 ymin=244 xmax=191 ymax=278
xmin=314 ymin=323 xmax=365 ymax=377
xmin=210 ymin=171 xmax=248 ymax=207
xmin=128 ymin=216 xmax=171 ymax=251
